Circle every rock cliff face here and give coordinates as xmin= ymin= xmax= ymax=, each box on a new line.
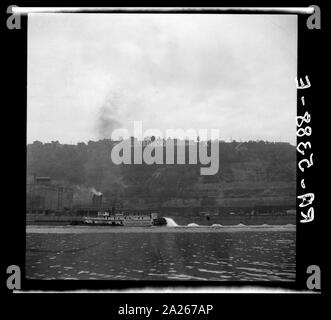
xmin=27 ymin=140 xmax=296 ymax=211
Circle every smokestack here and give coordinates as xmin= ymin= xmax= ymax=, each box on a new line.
xmin=92 ymin=194 xmax=103 ymax=207
xmin=91 ymin=187 xmax=103 ymax=207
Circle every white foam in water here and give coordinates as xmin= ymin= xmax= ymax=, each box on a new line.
xmin=187 ymin=223 xmax=200 ymax=227
xmin=164 ymin=217 xmax=179 ymax=227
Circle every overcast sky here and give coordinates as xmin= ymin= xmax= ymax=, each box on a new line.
xmin=28 ymin=14 xmax=297 ymax=144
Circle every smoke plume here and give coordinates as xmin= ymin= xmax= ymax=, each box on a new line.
xmin=97 ymin=93 xmax=122 ymax=139
xmin=90 ymin=187 xmax=102 ymax=196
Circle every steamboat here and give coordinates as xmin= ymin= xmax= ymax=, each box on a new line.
xmin=83 ymin=211 xmax=166 ymax=226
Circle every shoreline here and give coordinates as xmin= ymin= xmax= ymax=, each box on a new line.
xmin=26 ymin=224 xmax=296 ymax=234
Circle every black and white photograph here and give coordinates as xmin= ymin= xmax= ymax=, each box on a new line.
xmin=24 ymin=12 xmax=299 ymax=283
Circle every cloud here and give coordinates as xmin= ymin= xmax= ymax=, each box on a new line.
xmin=28 ymin=14 xmax=297 ymax=144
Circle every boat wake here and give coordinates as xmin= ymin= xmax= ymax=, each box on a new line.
xmin=164 ymin=217 xmax=179 ymax=227
xmin=187 ymin=223 xmax=200 ymax=227
xmin=163 ymin=218 xmax=295 ymax=229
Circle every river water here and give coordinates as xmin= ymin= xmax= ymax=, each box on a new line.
xmin=26 ymin=223 xmax=295 ymax=281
